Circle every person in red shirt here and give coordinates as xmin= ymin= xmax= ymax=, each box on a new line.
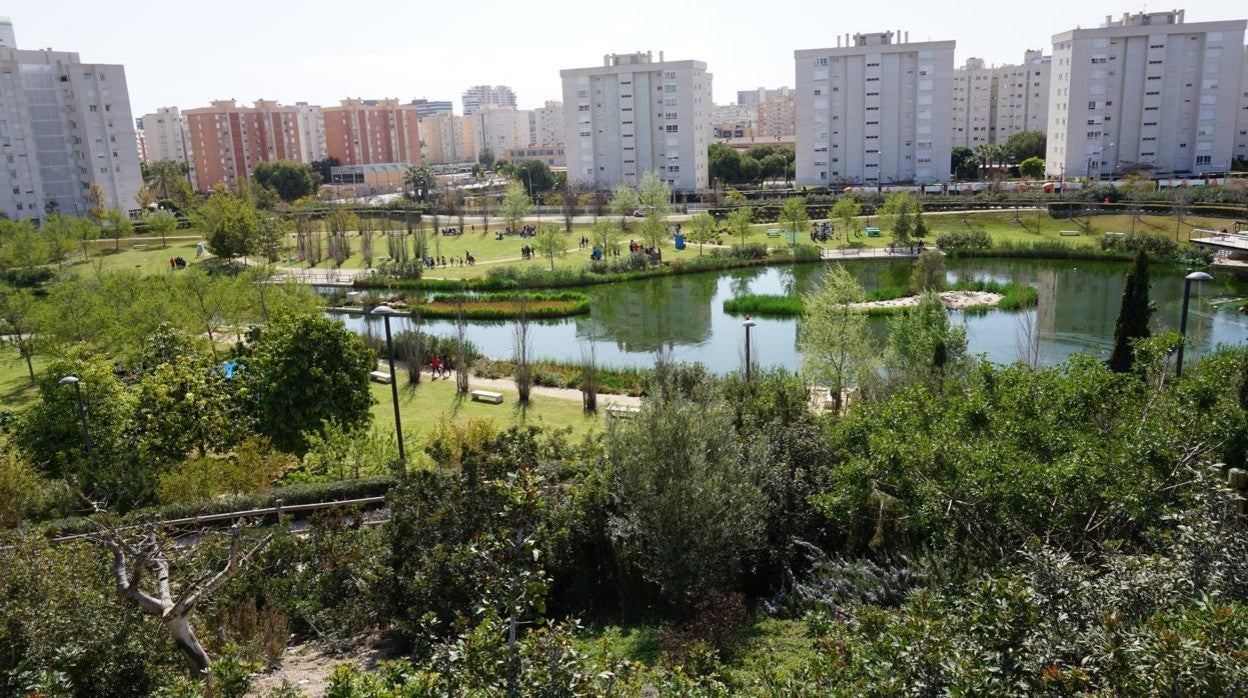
xmin=430 ymin=355 xmax=441 ymax=380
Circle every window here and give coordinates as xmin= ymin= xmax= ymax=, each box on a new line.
xmin=578 ymin=105 xmax=589 ymax=111
xmin=1196 ymin=155 xmax=1212 ymax=165
xmin=663 ymin=85 xmax=677 ymax=93
xmin=665 ymin=125 xmax=678 ymax=133
xmin=89 ymin=105 xmax=98 ymax=112
xmin=663 ymin=71 xmax=676 ymax=79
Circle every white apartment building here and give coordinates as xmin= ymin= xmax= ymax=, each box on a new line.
xmin=420 ymin=112 xmax=475 ymax=164
xmin=561 ymin=51 xmax=712 ymax=192
xmin=461 ymin=84 xmax=517 ymax=115
xmin=468 ymin=106 xmax=531 ymax=161
xmin=951 ymin=51 xmax=1051 ymax=149
xmin=293 ymin=102 xmax=327 ymax=163
xmin=795 ymin=31 xmax=955 ymax=186
xmin=1046 ymin=10 xmax=1247 ymax=178
xmin=951 ymin=58 xmax=995 ymax=148
xmin=995 ymin=50 xmax=1051 ymax=142
xmin=532 ymin=100 xmax=565 ymax=147
xmin=737 ymin=86 xmax=793 ymax=107
xmin=139 ymin=106 xmax=190 ymax=165
xmin=1235 ymin=45 xmax=1248 ymax=163
xmin=0 ymin=17 xmax=15 ymax=49
xmin=0 ymin=30 xmax=142 ymax=220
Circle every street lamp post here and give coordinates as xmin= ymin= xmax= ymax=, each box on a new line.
xmin=1176 ymin=270 xmax=1213 ymax=377
xmin=742 ymin=315 xmax=757 ymax=382
xmin=58 ymin=375 xmax=94 ymax=466
xmin=371 ymin=305 xmax=406 ymax=464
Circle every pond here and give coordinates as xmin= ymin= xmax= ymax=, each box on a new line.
xmin=332 ymin=259 xmax=1248 ymax=374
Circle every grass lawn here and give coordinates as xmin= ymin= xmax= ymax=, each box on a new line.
xmin=729 ymin=210 xmax=1244 ymax=250
xmin=576 ymin=616 xmax=816 ymax=685
xmin=69 ymin=238 xmax=209 ymax=275
xmin=0 ymin=349 xmax=44 ymax=413
xmin=368 ymin=373 xmax=601 ymax=451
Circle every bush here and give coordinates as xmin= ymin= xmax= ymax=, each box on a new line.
xmin=935 ymin=229 xmax=993 ymax=251
xmin=1099 ymin=231 xmax=1178 ymax=258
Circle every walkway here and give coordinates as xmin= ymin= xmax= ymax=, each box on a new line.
xmin=414 ymin=369 xmax=642 ymax=408
xmin=820 ymin=246 xmax=936 ymax=261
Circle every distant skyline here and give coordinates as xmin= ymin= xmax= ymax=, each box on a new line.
xmin=9 ymin=1 xmax=1241 ymax=117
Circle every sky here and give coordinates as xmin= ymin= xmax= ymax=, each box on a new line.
xmin=7 ymin=0 xmax=1239 ymax=118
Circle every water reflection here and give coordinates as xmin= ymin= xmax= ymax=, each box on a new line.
xmin=333 ymin=259 xmax=1248 ymax=374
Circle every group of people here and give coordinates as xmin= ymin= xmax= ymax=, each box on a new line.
xmin=440 ymin=227 xmax=461 ymax=236
xmin=810 ymin=222 xmax=834 ymax=242
xmin=428 ymin=354 xmax=455 ymax=380
xmin=167 ymin=257 xmax=189 ymax=269
xmin=519 ymin=245 xmax=536 ymax=260
xmin=423 ymin=253 xmax=475 ymax=268
xmin=627 ymin=240 xmax=659 ymax=256
xmin=589 ymin=245 xmax=623 ymax=261
xmin=577 ymin=236 xmax=591 ymax=249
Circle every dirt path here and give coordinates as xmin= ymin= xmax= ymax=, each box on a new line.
xmin=849 ymin=290 xmax=1004 ymax=311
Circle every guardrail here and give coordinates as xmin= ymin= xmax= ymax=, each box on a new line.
xmin=47 ymin=495 xmax=387 ymax=546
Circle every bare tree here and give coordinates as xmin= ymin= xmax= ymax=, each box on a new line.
xmin=454 ymin=297 xmax=471 ymax=395
xmin=359 ymin=215 xmax=375 ymax=268
xmin=562 ymin=180 xmax=577 ymax=233
xmin=480 ymin=191 xmax=493 ymax=235
xmin=1014 ymin=309 xmax=1042 ymax=369
xmin=96 ymin=520 xmax=272 ymax=679
xmin=580 ymin=337 xmax=598 ymax=413
xmin=454 ymin=188 xmax=467 ymax=234
xmin=395 ymin=313 xmax=426 ymax=385
xmin=512 ymin=295 xmax=532 ymax=403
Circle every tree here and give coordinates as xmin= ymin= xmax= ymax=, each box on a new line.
xmin=325 ymin=206 xmax=357 ymax=267
xmin=0 ymin=219 xmax=46 ymax=270
xmin=403 ymin=165 xmax=435 ymax=202
xmin=1108 ymin=250 xmax=1152 ymax=373
xmin=238 ymin=314 xmax=374 ymax=454
xmin=1004 ymin=130 xmax=1046 ymax=162
xmin=591 ymin=220 xmax=617 ymax=255
xmin=143 ymin=209 xmax=178 ymax=249
xmin=800 ymin=266 xmax=876 ymax=410
xmin=513 ymin=160 xmax=555 ymax=200
xmin=779 ymin=197 xmax=808 ymax=246
xmin=740 ymin=155 xmax=762 ymax=183
xmin=636 ymin=171 xmax=671 ymax=220
xmin=252 ymin=160 xmax=319 ymax=202
xmin=499 ymin=180 xmax=530 ymax=233
xmin=726 ymin=206 xmax=754 ymax=246
xmin=13 ymin=353 xmax=141 ymax=505
xmin=134 ymin=352 xmax=242 ymax=463
xmin=310 ymin=156 xmax=341 ymax=185
xmin=1019 ymin=157 xmax=1045 ymax=179
xmin=911 ymin=249 xmax=946 ymax=291
xmin=194 ymin=189 xmax=259 ymax=262
xmin=87 ymin=183 xmax=106 ymax=224
xmin=639 ymin=214 xmax=667 ymax=253
xmin=134 ymin=184 xmax=155 ymax=212
xmin=831 ymin=196 xmax=861 ymax=243
xmin=879 ymin=192 xmax=921 ymax=248
xmin=761 ymin=152 xmax=788 ymax=183
xmin=104 ymin=208 xmax=134 ymax=252
xmin=532 ymin=223 xmax=567 ymax=270
xmin=708 ymin=142 xmax=743 ymax=184
xmin=885 ymin=292 xmax=969 ymax=391
xmin=686 ymin=211 xmax=718 ymax=255
xmin=38 ymin=213 xmax=79 ymax=267
xmin=952 ymin=147 xmax=980 ymax=180
xmin=0 ymin=286 xmax=39 ymax=383
xmin=606 ymin=374 xmax=766 ymax=604
xmin=608 ymin=183 xmax=640 ymax=231
xmin=143 ymin=159 xmax=189 ymax=200
xmin=94 ymin=519 xmax=273 ymax=679
xmin=175 ymin=269 xmax=242 ymax=360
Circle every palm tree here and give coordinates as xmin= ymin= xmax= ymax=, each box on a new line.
xmin=403 ymin=165 xmax=435 ymax=202
xmin=144 ymin=159 xmax=185 ymax=201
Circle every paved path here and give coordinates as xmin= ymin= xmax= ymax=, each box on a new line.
xmin=413 ymin=368 xmax=642 ymax=407
xmin=821 ymin=246 xmax=936 ymax=260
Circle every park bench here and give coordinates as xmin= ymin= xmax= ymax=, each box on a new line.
xmin=1059 ymin=230 xmax=1080 ymax=237
xmin=470 ymin=390 xmax=504 ymax=404
xmin=132 ymin=243 xmax=147 ymax=250
xmin=865 ymin=227 xmax=881 ymax=237
xmin=766 ymin=228 xmax=782 ymax=238
xmin=369 ymin=370 xmax=393 ymax=384
xmin=606 ymin=405 xmax=641 ymax=419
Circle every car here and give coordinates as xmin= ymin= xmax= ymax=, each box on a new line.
xmin=633 ymin=209 xmax=645 ymax=217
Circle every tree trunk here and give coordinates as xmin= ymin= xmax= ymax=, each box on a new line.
xmin=168 ymin=615 xmax=211 ymax=679
xmin=21 ymin=341 xmax=35 ymax=384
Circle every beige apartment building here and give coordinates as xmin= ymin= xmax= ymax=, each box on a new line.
xmin=756 ymin=91 xmax=796 ymax=138
xmin=293 ymin=102 xmax=327 ymax=164
xmin=0 ymin=22 xmax=143 ymax=219
xmin=420 ymin=112 xmax=476 ymax=164
xmin=467 ymin=106 xmax=532 ymax=162
xmin=1046 ymin=9 xmax=1247 ymax=178
xmin=184 ymin=99 xmax=303 ymax=191
xmin=139 ymin=106 xmax=190 ymax=165
xmin=532 ymin=100 xmax=565 ymax=147
xmin=323 ymin=98 xmax=421 ymax=167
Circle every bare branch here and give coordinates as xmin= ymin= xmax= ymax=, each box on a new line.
xmin=171 ymin=527 xmax=272 ymax=616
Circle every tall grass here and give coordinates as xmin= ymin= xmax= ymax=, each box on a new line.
xmin=722 ymin=294 xmax=803 ymax=317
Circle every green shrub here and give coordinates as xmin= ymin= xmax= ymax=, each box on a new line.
xmin=722 ymin=294 xmax=802 ymax=317
xmin=935 ymin=229 xmax=993 ymax=251
xmin=1099 ymin=231 xmax=1178 ymax=258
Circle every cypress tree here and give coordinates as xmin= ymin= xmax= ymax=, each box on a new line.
xmin=1108 ymin=250 xmax=1153 ymax=373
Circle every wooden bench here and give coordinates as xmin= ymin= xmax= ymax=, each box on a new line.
xmin=766 ymin=228 xmax=782 ymax=238
xmin=470 ymin=390 xmax=504 ymax=404
xmin=369 ymin=370 xmax=393 ymax=384
xmin=606 ymin=405 xmax=641 ymax=419
xmin=131 ymin=244 xmax=147 ymax=250
xmin=1059 ymin=230 xmax=1080 ymax=237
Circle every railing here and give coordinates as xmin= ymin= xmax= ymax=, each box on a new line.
xmin=47 ymin=496 xmax=387 ymax=546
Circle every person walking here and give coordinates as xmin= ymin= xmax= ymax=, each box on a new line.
xmin=430 ymin=355 xmax=442 ymax=380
